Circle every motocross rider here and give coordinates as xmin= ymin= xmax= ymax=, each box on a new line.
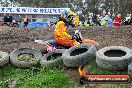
xmin=54 ymin=9 xmax=98 ymax=47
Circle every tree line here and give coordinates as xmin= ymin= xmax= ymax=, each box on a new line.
xmin=0 ymin=0 xmax=131 ymax=17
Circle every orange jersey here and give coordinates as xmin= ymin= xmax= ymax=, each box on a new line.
xmin=54 ymin=21 xmax=79 ymax=47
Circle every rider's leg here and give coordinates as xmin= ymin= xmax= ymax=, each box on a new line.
xmin=82 ymin=39 xmax=97 ymax=45
xmin=56 ymin=38 xmax=80 ymax=47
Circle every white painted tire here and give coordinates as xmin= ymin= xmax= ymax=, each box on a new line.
xmin=0 ymin=51 xmax=9 ymax=67
xmin=62 ymin=44 xmax=97 ymax=67
xmin=96 ymin=46 xmax=132 ymax=70
xmin=10 ymin=48 xmax=42 ymax=68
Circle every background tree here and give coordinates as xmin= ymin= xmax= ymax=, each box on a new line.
xmin=0 ymin=0 xmax=10 ymax=7
xmin=100 ymin=0 xmax=132 ymax=17
xmin=0 ymin=0 xmax=131 ymax=19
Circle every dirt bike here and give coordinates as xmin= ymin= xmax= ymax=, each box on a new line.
xmin=35 ymin=30 xmax=98 ymax=52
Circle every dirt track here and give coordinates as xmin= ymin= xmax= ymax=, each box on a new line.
xmin=0 ymin=26 xmax=54 ymax=53
xmin=80 ymin=26 xmax=132 ymax=49
xmin=0 ymin=26 xmax=132 ymax=53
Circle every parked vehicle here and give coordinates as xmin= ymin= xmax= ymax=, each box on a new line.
xmin=0 ymin=18 xmax=19 ymax=27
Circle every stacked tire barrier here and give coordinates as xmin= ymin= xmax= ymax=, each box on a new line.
xmin=40 ymin=49 xmax=66 ymax=67
xmin=0 ymin=45 xmax=132 ymax=73
xmin=62 ymin=44 xmax=97 ymax=67
xmin=96 ymin=46 xmax=132 ymax=70
xmin=0 ymin=43 xmax=97 ymax=68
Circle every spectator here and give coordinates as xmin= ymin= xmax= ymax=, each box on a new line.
xmin=92 ymin=15 xmax=98 ymax=26
xmin=105 ymin=13 xmax=113 ymax=27
xmin=23 ymin=15 xmax=29 ymax=28
xmin=124 ymin=13 xmax=132 ymax=25
xmin=3 ymin=14 xmax=8 ymax=22
xmin=73 ymin=13 xmax=79 ymax=27
xmin=113 ymin=14 xmax=122 ymax=27
xmin=84 ymin=20 xmax=90 ymax=26
xmin=53 ymin=17 xmax=58 ymax=25
xmin=49 ymin=17 xmax=58 ymax=27
xmin=100 ymin=16 xmax=107 ymax=26
xmin=18 ymin=15 xmax=22 ymax=27
xmin=88 ymin=16 xmax=93 ymax=26
xmin=97 ymin=15 xmax=102 ymax=26
xmin=100 ymin=11 xmax=107 ymax=26
xmin=8 ymin=14 xmax=13 ymax=23
xmin=97 ymin=15 xmax=103 ymax=26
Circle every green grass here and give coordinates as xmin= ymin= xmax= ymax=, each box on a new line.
xmin=0 ymin=64 xmax=79 ymax=88
xmin=17 ymin=56 xmax=39 ymax=62
xmin=0 ymin=58 xmax=131 ymax=88
xmin=17 ymin=54 xmax=40 ymax=62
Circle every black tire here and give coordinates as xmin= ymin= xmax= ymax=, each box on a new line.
xmin=0 ymin=51 xmax=9 ymax=67
xmin=13 ymin=23 xmax=19 ymax=28
xmin=10 ymin=48 xmax=42 ymax=68
xmin=62 ymin=44 xmax=97 ymax=67
xmin=2 ymin=23 xmax=9 ymax=26
xmin=96 ymin=46 xmax=132 ymax=70
xmin=40 ymin=49 xmax=66 ymax=67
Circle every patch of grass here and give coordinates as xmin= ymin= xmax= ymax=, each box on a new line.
xmin=22 ymin=68 xmax=69 ymax=88
xmin=17 ymin=54 xmax=39 ymax=62
xmin=0 ymin=64 xmax=80 ymax=88
xmin=17 ymin=57 xmax=39 ymax=62
xmin=0 ymin=58 xmax=130 ymax=88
